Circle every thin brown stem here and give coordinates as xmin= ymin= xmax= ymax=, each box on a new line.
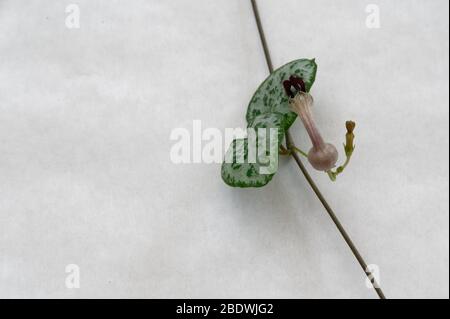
xmin=250 ymin=0 xmax=386 ymax=299
xmin=250 ymin=0 xmax=273 ymax=73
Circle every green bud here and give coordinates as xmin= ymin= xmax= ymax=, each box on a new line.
xmin=344 ymin=121 xmax=356 ymax=157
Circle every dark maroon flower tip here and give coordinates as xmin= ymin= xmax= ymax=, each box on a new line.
xmin=283 ymin=75 xmax=306 ymax=98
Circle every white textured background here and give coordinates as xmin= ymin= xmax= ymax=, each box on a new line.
xmin=0 ymin=0 xmax=448 ymax=298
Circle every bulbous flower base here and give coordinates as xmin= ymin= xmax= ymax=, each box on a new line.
xmin=307 ymin=143 xmax=339 ymax=171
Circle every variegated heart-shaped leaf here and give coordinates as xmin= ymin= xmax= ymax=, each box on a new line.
xmin=221 ymin=59 xmax=317 ymax=188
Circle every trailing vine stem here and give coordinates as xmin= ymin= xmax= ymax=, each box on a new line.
xmin=250 ymin=0 xmax=386 ymax=299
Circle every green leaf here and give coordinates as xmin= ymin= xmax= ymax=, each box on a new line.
xmin=221 ymin=58 xmax=318 ymax=188
xmin=248 ymin=112 xmax=287 ymax=143
xmin=246 ymin=58 xmax=317 ymax=130
xmin=221 ymin=138 xmax=275 ymax=188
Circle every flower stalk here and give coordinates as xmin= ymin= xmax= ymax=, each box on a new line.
xmin=327 ymin=121 xmax=356 ymax=181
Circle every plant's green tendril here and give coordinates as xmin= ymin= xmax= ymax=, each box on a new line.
xmin=279 ymin=144 xmax=308 ymax=158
